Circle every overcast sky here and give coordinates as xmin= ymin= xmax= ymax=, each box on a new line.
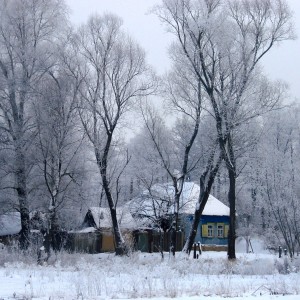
xmin=65 ymin=0 xmax=300 ymax=102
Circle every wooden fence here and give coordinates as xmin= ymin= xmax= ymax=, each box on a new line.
xmin=65 ymin=230 xmax=185 ymax=254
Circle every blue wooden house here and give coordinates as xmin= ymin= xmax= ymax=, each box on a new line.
xmin=128 ymin=182 xmax=230 ymax=249
xmin=180 ymin=192 xmax=230 ymax=247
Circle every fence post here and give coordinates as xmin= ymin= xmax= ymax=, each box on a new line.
xmin=279 ymin=246 xmax=282 ymax=258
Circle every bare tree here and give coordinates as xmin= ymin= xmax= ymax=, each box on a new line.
xmin=33 ymin=55 xmax=86 ymax=254
xmin=154 ymin=0 xmax=293 ymax=259
xmin=164 ymin=54 xmax=204 ymax=242
xmin=140 ymin=100 xmax=222 ymax=254
xmin=0 ymin=0 xmax=67 ymax=249
xmin=128 ymin=180 xmax=174 ymax=258
xmin=74 ymin=14 xmax=155 ymax=255
xmin=259 ymin=108 xmax=300 ymax=257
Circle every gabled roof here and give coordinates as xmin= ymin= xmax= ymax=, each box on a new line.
xmin=85 ymin=206 xmax=138 ymax=230
xmin=201 ymin=194 xmax=230 ymax=216
xmin=178 ymin=182 xmax=229 ymax=216
xmin=0 ymin=212 xmax=21 ymax=236
xmin=128 ymin=182 xmax=229 ymax=218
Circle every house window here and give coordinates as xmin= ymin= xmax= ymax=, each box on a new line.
xmin=202 ymin=223 xmax=227 ymax=238
xmin=208 ymin=224 xmax=214 ymax=237
xmin=217 ymin=224 xmax=224 ymax=238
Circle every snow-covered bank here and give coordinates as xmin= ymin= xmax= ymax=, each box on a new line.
xmin=0 ymin=250 xmax=299 ymax=299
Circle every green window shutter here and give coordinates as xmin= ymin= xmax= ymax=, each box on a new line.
xmin=224 ymin=225 xmax=229 ymax=238
xmin=202 ymin=224 xmax=208 ymax=237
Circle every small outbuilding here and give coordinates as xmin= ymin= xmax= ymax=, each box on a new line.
xmin=73 ymin=206 xmax=138 ymax=253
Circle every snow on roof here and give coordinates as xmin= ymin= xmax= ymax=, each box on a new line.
xmin=179 ymin=182 xmax=230 ymax=216
xmin=128 ymin=182 xmax=229 ymax=217
xmin=202 ymin=194 xmax=230 ymax=216
xmin=88 ymin=206 xmax=138 ymax=230
xmin=0 ymin=212 xmax=21 ymax=236
xmin=74 ymin=227 xmax=97 ymax=233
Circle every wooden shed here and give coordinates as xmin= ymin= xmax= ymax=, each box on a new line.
xmin=75 ymin=206 xmax=138 ymax=253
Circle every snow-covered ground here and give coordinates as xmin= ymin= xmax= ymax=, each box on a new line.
xmin=1 ymin=244 xmax=300 ymax=300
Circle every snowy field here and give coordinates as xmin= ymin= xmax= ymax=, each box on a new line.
xmin=1 ymin=244 xmax=300 ymax=300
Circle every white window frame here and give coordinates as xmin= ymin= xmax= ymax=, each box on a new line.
xmin=217 ymin=224 xmax=224 ymax=238
xmin=207 ymin=224 xmax=214 ymax=238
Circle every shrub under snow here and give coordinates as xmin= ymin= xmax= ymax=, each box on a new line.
xmin=0 ymin=246 xmax=300 ymax=299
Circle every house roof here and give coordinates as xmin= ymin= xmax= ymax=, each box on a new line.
xmin=128 ymin=182 xmax=229 ymax=218
xmin=87 ymin=206 xmax=138 ymax=230
xmin=179 ymin=182 xmax=230 ymax=216
xmin=0 ymin=212 xmax=21 ymax=236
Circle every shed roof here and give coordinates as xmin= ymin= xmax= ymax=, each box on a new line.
xmin=87 ymin=206 xmax=138 ymax=230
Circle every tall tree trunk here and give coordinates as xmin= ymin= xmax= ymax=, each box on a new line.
xmin=16 ymin=146 xmax=30 ymax=250
xmin=96 ymin=136 xmax=127 ymax=256
xmin=109 ymin=205 xmax=127 ymax=255
xmin=183 ymin=151 xmax=221 ymax=254
xmin=227 ymin=165 xmax=236 ymax=259
xmin=183 ymin=189 xmax=211 ymax=254
xmin=171 ymin=106 xmax=201 ymax=256
xmin=171 ymin=187 xmax=181 ymax=256
xmin=49 ymin=206 xmax=61 ymax=252
xmin=100 ymin=164 xmax=127 ymax=255
xmin=159 ymin=229 xmax=164 ymax=259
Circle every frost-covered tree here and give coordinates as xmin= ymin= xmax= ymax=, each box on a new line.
xmin=33 ymin=54 xmax=87 ymax=251
xmin=138 ymin=37 xmax=226 ymax=254
xmin=0 ymin=0 xmax=67 ymax=249
xmin=258 ymin=108 xmax=300 ymax=257
xmin=128 ymin=119 xmax=172 ymax=195
xmin=154 ymin=0 xmax=293 ymax=259
xmin=163 ymin=52 xmax=205 ymax=242
xmin=73 ymin=14 xmax=155 ymax=255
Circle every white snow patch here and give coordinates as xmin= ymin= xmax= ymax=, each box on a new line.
xmin=71 ymin=227 xmax=97 ymax=233
xmin=236 ymin=236 xmax=270 ymax=254
xmin=0 ymin=212 xmax=21 ymax=236
xmin=0 ymin=251 xmax=299 ymax=299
